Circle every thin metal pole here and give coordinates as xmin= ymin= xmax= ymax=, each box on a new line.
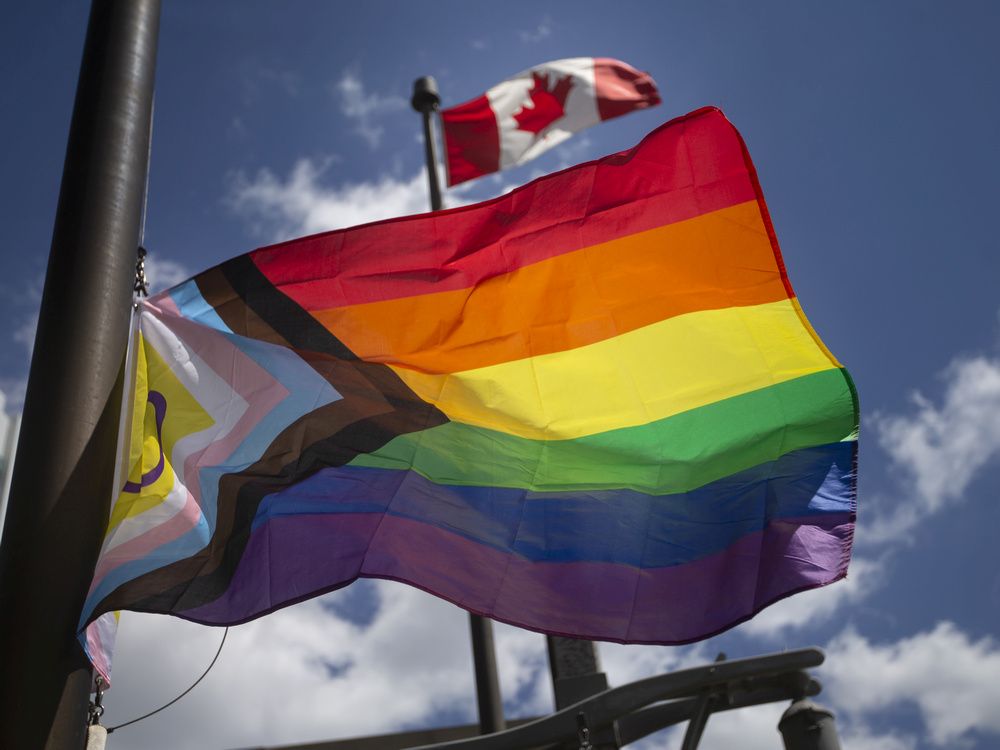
xmin=411 ymin=75 xmax=505 ymax=735
xmin=0 ymin=2 xmax=160 ymax=748
xmin=414 ymin=76 xmax=445 ymax=211
xmin=468 ymin=612 xmax=505 ymax=734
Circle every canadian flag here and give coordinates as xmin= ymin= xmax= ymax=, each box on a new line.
xmin=441 ymin=57 xmax=660 ymax=186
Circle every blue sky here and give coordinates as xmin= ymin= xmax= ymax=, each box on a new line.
xmin=2 ymin=2 xmax=1000 ymax=749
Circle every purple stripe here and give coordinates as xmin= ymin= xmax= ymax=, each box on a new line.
xmin=122 ymin=390 xmax=166 ymax=493
xmin=179 ymin=512 xmax=852 ymax=644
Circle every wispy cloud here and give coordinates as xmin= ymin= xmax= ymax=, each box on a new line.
xmin=870 ymin=353 xmax=1000 ymax=541
xmin=100 ymin=584 xmax=537 ymax=749
xmin=604 ymin=639 xmax=709 ymax=686
xmin=227 ymin=115 xmax=249 ymax=141
xmin=737 ymin=338 xmax=1000 ymax=635
xmin=3 ymin=273 xmax=43 ymax=365
xmin=836 ymin=726 xmax=917 ymax=750
xmin=12 ymin=312 xmax=38 ymax=362
xmin=652 ymin=620 xmax=1000 ymax=749
xmin=0 ymin=379 xmax=26 ymax=412
xmin=334 ymin=69 xmax=407 ymax=149
xmin=240 ymin=63 xmax=301 ymax=105
xmin=260 ymin=66 xmax=300 ymax=98
xmin=145 ymin=255 xmax=192 ymax=294
xmin=518 ymin=17 xmax=552 ymax=44
xmin=824 ymin=622 xmax=1000 ymax=745
xmin=739 ymin=556 xmax=885 ymax=638
xmin=227 ymin=158 xmax=436 ymax=241
xmin=656 ymin=690 xmax=915 ymax=750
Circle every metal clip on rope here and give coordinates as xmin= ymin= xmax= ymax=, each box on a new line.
xmin=576 ymin=711 xmax=594 ymax=750
xmin=87 ymin=676 xmax=106 ymax=727
xmin=134 ymin=245 xmax=150 ymax=298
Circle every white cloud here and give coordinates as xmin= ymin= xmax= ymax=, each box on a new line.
xmin=13 ymin=311 xmax=38 ymax=361
xmin=639 ymin=681 xmax=914 ymax=750
xmin=334 ymin=69 xmax=407 ymax=149
xmin=518 ymin=17 xmax=552 ymax=44
xmin=553 ymin=134 xmax=594 ymax=169
xmin=259 ymin=66 xmax=300 ymax=98
xmin=739 ymin=556 xmax=884 ymax=638
xmin=839 ymin=725 xmax=917 ymax=750
xmin=824 ymin=622 xmax=1000 ymax=746
xmin=0 ymin=379 xmax=26 ymax=412
xmin=493 ymin=623 xmax=551 ymax=717
xmin=598 ymin=640 xmax=709 ymax=690
xmin=669 ymin=712 xmax=916 ymax=750
xmin=144 ymin=256 xmax=192 ymax=294
xmin=228 ymin=159 xmax=433 ymax=241
xmin=240 ymin=63 xmax=300 ymax=105
xmin=228 ymin=115 xmax=249 ymax=141
xmin=659 ymin=701 xmax=786 ymax=750
xmin=870 ymin=355 xmax=1000 ymax=540
xmin=102 ymin=583 xmax=484 ymax=750
xmin=2 ymin=273 xmax=43 ymax=364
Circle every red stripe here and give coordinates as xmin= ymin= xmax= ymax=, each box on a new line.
xmin=594 ymin=57 xmax=661 ymax=121
xmin=250 ymin=107 xmax=757 ymax=310
xmin=441 ymin=94 xmax=500 ymax=186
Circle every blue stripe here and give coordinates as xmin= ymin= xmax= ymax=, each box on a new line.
xmin=170 ymin=280 xmax=233 ymax=333
xmin=252 ymin=441 xmax=855 ymax=568
xmin=84 ymin=287 xmax=345 ymax=623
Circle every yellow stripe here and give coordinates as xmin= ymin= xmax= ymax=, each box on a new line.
xmin=391 ymin=299 xmax=839 ymax=440
xmin=106 ymin=336 xmax=214 ymax=533
xmin=790 ymin=296 xmax=843 ymax=368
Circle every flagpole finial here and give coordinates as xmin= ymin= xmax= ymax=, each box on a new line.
xmin=411 ymin=76 xmax=440 ymax=113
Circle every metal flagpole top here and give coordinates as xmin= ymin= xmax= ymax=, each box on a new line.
xmin=411 ymin=76 xmax=441 ymax=113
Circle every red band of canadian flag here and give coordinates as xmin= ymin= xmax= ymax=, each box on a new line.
xmin=441 ymin=57 xmax=660 ymax=186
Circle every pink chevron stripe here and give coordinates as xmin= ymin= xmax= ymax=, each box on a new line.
xmin=153 ymin=297 xmax=289 ymax=499
xmin=92 ymin=299 xmax=288 ymax=587
xmin=89 ymin=486 xmax=203 ymax=590
xmin=84 ymin=612 xmax=118 ymax=685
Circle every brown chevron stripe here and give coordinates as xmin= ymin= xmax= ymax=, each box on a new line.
xmin=90 ymin=257 xmax=447 ymax=618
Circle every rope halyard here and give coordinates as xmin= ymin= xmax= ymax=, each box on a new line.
xmin=105 ymin=626 xmax=229 ymax=734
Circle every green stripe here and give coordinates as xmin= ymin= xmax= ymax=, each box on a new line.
xmin=350 ymin=368 xmax=858 ymax=495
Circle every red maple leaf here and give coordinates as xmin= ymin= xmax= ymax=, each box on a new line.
xmin=512 ymin=71 xmax=574 ymax=135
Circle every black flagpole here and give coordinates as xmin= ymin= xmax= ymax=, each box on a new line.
xmin=413 ymin=77 xmax=445 ymax=212
xmin=411 ymin=76 xmax=506 ymax=736
xmin=0 ymin=1 xmax=160 ymax=748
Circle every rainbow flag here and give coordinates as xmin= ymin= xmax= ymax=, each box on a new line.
xmin=81 ymin=107 xmax=857 ymax=682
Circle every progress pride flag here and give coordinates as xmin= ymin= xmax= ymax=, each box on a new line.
xmin=441 ymin=57 xmax=660 ymax=186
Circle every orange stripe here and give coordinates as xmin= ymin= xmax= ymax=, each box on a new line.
xmin=313 ymin=200 xmax=787 ymax=373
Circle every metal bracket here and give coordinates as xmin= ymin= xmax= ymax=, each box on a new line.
xmin=401 ymin=648 xmax=825 ymax=750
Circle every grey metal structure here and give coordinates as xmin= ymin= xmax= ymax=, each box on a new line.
xmin=237 ymin=648 xmax=839 ymax=750
xmin=779 ymin=699 xmax=842 ymax=750
xmin=547 ymin=636 xmax=608 ymax=712
xmin=0 ymin=1 xmax=161 ymax=748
